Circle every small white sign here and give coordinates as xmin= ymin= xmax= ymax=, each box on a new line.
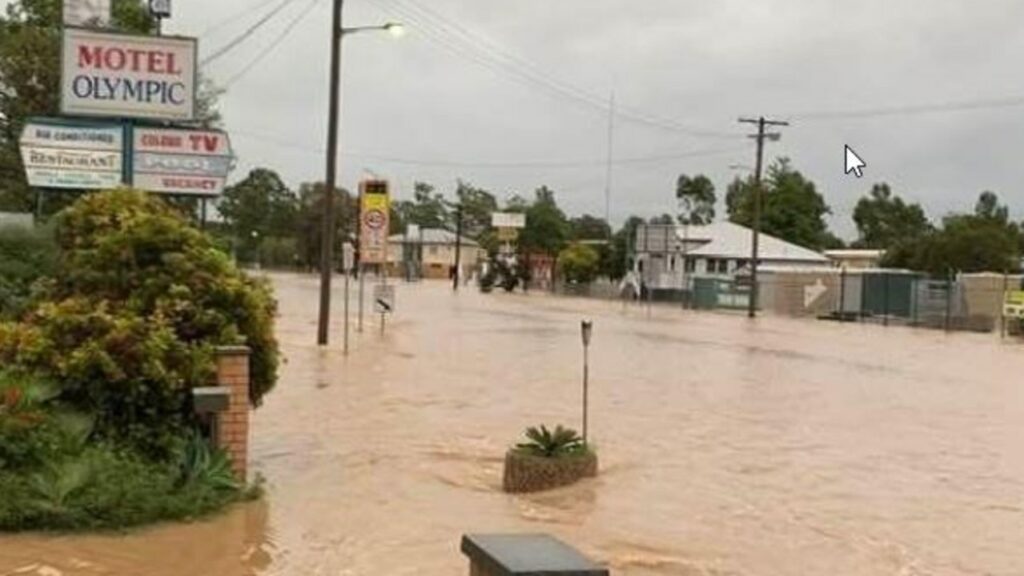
xmin=374 ymin=285 xmax=395 ymax=314
xmin=149 ymin=0 xmax=172 ymax=18
xmin=492 ymin=212 xmax=526 ymax=229
xmin=132 ymin=127 xmax=233 ymax=196
xmin=64 ymin=0 xmax=111 ymax=27
xmin=61 ymin=29 xmax=197 ymax=121
xmin=20 ymin=121 xmax=123 ymax=189
xmin=342 ymin=243 xmax=355 ymax=271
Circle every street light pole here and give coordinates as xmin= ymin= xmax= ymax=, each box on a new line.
xmin=317 ymin=0 xmax=345 ymax=346
xmin=316 ymin=8 xmax=403 ymax=346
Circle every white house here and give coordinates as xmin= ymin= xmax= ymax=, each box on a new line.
xmin=387 ymin=228 xmax=486 ymax=280
xmin=633 ymin=221 xmax=829 ymax=290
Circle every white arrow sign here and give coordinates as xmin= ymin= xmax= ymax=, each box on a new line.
xmin=845 ymin=145 xmax=866 ymax=178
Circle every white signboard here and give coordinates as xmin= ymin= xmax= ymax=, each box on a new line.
xmin=492 ymin=212 xmax=526 ymax=229
xmin=61 ymin=29 xmax=197 ymax=121
xmin=132 ymin=128 xmax=233 ymax=196
xmin=64 ymin=0 xmax=111 ymax=27
xmin=19 ymin=121 xmax=123 ymax=189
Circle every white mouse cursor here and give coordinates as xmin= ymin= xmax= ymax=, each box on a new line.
xmin=845 ymin=145 xmax=865 ymax=178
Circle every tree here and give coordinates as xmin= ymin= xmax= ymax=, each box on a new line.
xmin=604 ymin=215 xmax=644 ymax=281
xmin=558 ymin=243 xmax=601 ymax=284
xmin=218 ymin=169 xmax=299 ymax=262
xmin=648 ymin=214 xmax=675 ymax=225
xmin=884 ymin=192 xmax=1021 ymax=274
xmin=519 ymin=186 xmax=570 ymax=257
xmin=0 ymin=0 xmax=220 ymax=212
xmin=394 ymin=182 xmax=449 ymax=230
xmin=852 ymin=183 xmax=932 ymax=249
xmin=295 ymin=182 xmax=357 ymax=270
xmin=569 ymin=214 xmax=611 ymax=240
xmin=676 ymin=174 xmax=716 ymax=225
xmin=455 ymin=180 xmax=498 ymax=252
xmin=727 ymin=158 xmax=837 ymax=250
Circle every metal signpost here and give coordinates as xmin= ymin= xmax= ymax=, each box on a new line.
xmin=342 ymin=242 xmax=355 ymax=355
xmin=374 ymin=284 xmax=395 ymax=335
xmin=359 ymin=180 xmax=390 ymax=334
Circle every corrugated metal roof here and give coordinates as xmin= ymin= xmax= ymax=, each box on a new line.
xmin=681 ymin=222 xmax=828 ymax=263
xmin=388 ymin=228 xmax=480 ymax=247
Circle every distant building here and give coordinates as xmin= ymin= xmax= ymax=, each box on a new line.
xmin=824 ymin=249 xmax=886 ymax=269
xmin=387 ymin=228 xmax=486 ymax=280
xmin=632 ymin=221 xmax=829 ymax=292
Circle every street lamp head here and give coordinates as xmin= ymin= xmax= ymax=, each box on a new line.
xmin=384 ymin=22 xmax=405 ymax=37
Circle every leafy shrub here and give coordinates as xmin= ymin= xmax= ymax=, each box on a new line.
xmin=515 ymin=425 xmax=586 ymax=458
xmin=0 ymin=190 xmax=280 ymax=457
xmin=0 ymin=225 xmax=57 ymax=319
xmin=0 ymin=442 xmax=246 ymax=532
xmin=558 ymin=243 xmax=601 ymax=284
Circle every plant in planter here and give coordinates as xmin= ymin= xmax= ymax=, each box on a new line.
xmin=503 ymin=425 xmax=598 ymax=493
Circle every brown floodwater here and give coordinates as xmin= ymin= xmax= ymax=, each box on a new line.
xmin=2 ymin=273 xmax=1023 ymax=575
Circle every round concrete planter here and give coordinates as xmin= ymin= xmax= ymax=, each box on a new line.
xmin=502 ymin=449 xmax=598 ymax=493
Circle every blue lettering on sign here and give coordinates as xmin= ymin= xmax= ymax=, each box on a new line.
xmin=72 ymin=76 xmax=93 ymax=98
xmin=70 ymin=75 xmax=189 ymax=109
xmin=168 ymin=83 xmax=185 ymax=105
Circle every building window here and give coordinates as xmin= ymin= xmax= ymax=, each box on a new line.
xmin=685 ymin=258 xmax=695 ymax=273
xmin=669 ymin=255 xmax=676 ymax=271
xmin=718 ymin=259 xmax=729 ymax=273
xmin=705 ymin=258 xmax=716 ymax=273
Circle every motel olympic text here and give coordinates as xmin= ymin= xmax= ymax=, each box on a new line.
xmin=70 ymin=45 xmax=187 ymax=106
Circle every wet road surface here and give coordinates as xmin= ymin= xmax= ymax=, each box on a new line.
xmin=1 ymin=273 xmax=1022 ymax=575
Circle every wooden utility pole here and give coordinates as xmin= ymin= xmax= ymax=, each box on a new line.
xmin=738 ymin=116 xmax=788 ymax=319
xmin=453 ymin=203 xmax=463 ymax=291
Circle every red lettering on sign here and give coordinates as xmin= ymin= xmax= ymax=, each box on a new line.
xmin=75 ymin=45 xmax=183 ymax=75
xmin=187 ymin=134 xmax=220 ymax=153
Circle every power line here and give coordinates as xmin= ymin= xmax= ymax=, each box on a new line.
xmin=200 ymin=0 xmax=300 ymax=67
xmin=222 ymin=0 xmax=322 ymax=88
xmin=785 ymin=94 xmax=1024 ymax=121
xmin=368 ymin=0 xmax=742 ymax=139
xmin=199 ymin=0 xmax=283 ymax=39
xmin=230 ymin=127 xmax=746 ymax=169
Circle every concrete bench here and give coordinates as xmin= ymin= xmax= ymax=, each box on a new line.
xmin=461 ymin=534 xmax=609 ymax=576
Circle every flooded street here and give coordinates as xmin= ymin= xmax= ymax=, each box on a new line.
xmin=2 ymin=272 xmax=1023 ymax=575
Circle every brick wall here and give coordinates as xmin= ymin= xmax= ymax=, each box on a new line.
xmin=215 ymin=346 xmax=251 ymax=482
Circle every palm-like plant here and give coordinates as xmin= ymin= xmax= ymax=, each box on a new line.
xmin=515 ymin=425 xmax=585 ymax=457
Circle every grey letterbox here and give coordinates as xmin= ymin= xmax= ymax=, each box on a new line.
xmin=192 ymin=386 xmax=230 ymax=414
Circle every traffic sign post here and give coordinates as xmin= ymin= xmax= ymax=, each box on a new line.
xmin=374 ymin=284 xmax=395 ymax=335
xmin=343 ymin=243 xmax=355 ymax=355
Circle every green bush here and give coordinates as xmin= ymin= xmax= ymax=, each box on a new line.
xmin=515 ymin=424 xmax=587 ymax=458
xmin=0 ymin=190 xmax=280 ymax=458
xmin=0 ymin=225 xmax=58 ymax=319
xmin=558 ymin=243 xmax=601 ymax=284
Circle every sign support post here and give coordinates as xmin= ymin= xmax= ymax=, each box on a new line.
xmin=358 ymin=266 xmax=365 ymax=333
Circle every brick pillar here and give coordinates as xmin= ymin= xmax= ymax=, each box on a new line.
xmin=215 ymin=346 xmax=251 ymax=482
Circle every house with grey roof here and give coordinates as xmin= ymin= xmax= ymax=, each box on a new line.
xmin=632 ymin=221 xmax=829 ymax=291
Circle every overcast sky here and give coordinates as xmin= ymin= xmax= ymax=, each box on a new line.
xmin=41 ymin=0 xmax=1024 ymax=238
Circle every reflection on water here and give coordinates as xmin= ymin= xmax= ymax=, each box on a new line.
xmin=1 ymin=273 xmax=1022 ymax=575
